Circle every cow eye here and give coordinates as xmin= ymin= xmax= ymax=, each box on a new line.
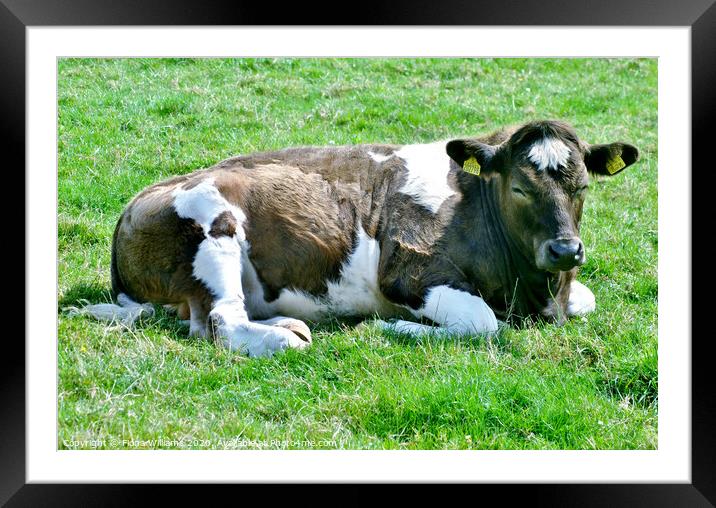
xmin=511 ymin=186 xmax=528 ymax=198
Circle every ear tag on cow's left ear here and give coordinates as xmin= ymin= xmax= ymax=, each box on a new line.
xmin=606 ymin=154 xmax=626 ymax=174
xmin=463 ymin=156 xmax=481 ymax=176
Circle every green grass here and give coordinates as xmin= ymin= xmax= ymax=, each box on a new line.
xmin=57 ymin=57 xmax=658 ymax=450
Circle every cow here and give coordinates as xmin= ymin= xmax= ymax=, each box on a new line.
xmin=76 ymin=120 xmax=639 ymax=357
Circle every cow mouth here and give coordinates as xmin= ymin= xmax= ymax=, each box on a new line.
xmin=537 ymin=258 xmax=585 ymax=273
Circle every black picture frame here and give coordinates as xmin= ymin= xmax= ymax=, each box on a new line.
xmin=5 ymin=0 xmax=712 ymax=504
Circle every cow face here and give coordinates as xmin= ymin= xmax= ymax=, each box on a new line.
xmin=447 ymin=121 xmax=639 ymax=273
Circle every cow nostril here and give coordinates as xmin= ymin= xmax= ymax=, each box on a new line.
xmin=548 ymin=244 xmax=560 ymax=261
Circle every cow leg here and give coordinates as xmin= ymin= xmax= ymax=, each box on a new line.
xmin=368 ymin=317 xmax=506 ymax=338
xmin=163 ymin=302 xmax=190 ymax=320
xmin=365 ymin=286 xmax=500 ymax=338
xmin=209 ymin=304 xmax=310 ymax=357
xmin=407 ymin=285 xmax=499 ymax=335
xmin=171 ymin=180 xmax=310 ymax=357
xmin=195 ymin=235 xmax=309 ymax=357
xmin=196 ymin=239 xmax=310 ymax=356
xmin=187 ymin=297 xmax=210 ymax=338
xmin=176 ymin=302 xmax=190 ymax=320
xmin=171 ymin=299 xmax=210 ymax=338
xmin=566 ymin=280 xmax=596 ymax=317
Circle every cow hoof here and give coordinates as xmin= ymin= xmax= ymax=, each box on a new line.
xmin=271 ymin=318 xmax=312 ymax=344
xmin=256 ymin=316 xmax=312 ymax=344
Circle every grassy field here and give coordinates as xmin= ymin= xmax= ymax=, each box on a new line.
xmin=57 ymin=58 xmax=658 ymax=450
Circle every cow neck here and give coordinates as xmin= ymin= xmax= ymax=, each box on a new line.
xmin=457 ymin=175 xmax=563 ymax=320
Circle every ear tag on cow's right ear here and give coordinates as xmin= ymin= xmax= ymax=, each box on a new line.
xmin=463 ymin=156 xmax=481 ymax=176
xmin=606 ymin=155 xmax=626 ymax=174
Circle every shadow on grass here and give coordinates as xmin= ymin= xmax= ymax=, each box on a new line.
xmin=58 ymin=283 xmax=113 ymax=309
xmin=306 ymin=316 xmax=364 ymax=334
xmin=382 ymin=326 xmax=514 ymax=353
xmin=59 ymin=284 xmax=520 ymax=354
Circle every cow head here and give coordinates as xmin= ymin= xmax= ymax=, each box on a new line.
xmin=447 ymin=120 xmax=639 ymax=273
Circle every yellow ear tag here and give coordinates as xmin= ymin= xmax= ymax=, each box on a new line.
xmin=606 ymin=155 xmax=626 ymax=174
xmin=463 ymin=156 xmax=481 ymax=176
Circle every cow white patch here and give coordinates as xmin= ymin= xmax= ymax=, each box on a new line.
xmin=412 ymin=285 xmax=498 ymax=334
xmin=527 ymin=137 xmax=571 ymax=171
xmin=367 ymin=150 xmax=394 ymax=163
xmin=173 ymin=177 xmax=248 ymax=312
xmin=172 ymin=178 xmax=246 ymax=239
xmin=326 ymin=228 xmax=386 ymax=315
xmin=395 ymin=142 xmax=455 ymax=213
xmin=269 ymin=227 xmax=395 ymax=320
xmin=567 ymin=280 xmax=596 ymax=316
xmin=270 ymin=288 xmax=329 ymax=321
xmin=192 ymin=235 xmax=245 ymax=308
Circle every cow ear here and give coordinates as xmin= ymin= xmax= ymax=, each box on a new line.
xmin=584 ymin=142 xmax=639 ymax=176
xmin=446 ymin=139 xmax=498 ymax=176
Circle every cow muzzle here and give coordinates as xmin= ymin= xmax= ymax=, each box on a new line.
xmin=537 ymin=238 xmax=585 ymax=272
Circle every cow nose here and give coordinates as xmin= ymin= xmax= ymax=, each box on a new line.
xmin=545 ymin=238 xmax=585 ymax=270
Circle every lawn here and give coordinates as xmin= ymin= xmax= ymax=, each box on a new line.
xmin=57 ymin=57 xmax=658 ymax=450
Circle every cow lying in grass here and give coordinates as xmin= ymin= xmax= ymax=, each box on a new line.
xmin=78 ymin=120 xmax=639 ymax=357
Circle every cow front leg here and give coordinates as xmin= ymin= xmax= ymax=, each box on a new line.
xmin=371 ymin=285 xmax=499 ymax=337
xmin=209 ymin=302 xmax=310 ymax=357
xmin=566 ymin=280 xmax=596 ymax=317
xmin=173 ymin=180 xmax=311 ymax=357
xmin=192 ymin=233 xmax=308 ymax=357
xmin=409 ymin=285 xmax=499 ymax=334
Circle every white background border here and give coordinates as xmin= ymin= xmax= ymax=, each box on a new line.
xmin=27 ymin=27 xmax=690 ymax=482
